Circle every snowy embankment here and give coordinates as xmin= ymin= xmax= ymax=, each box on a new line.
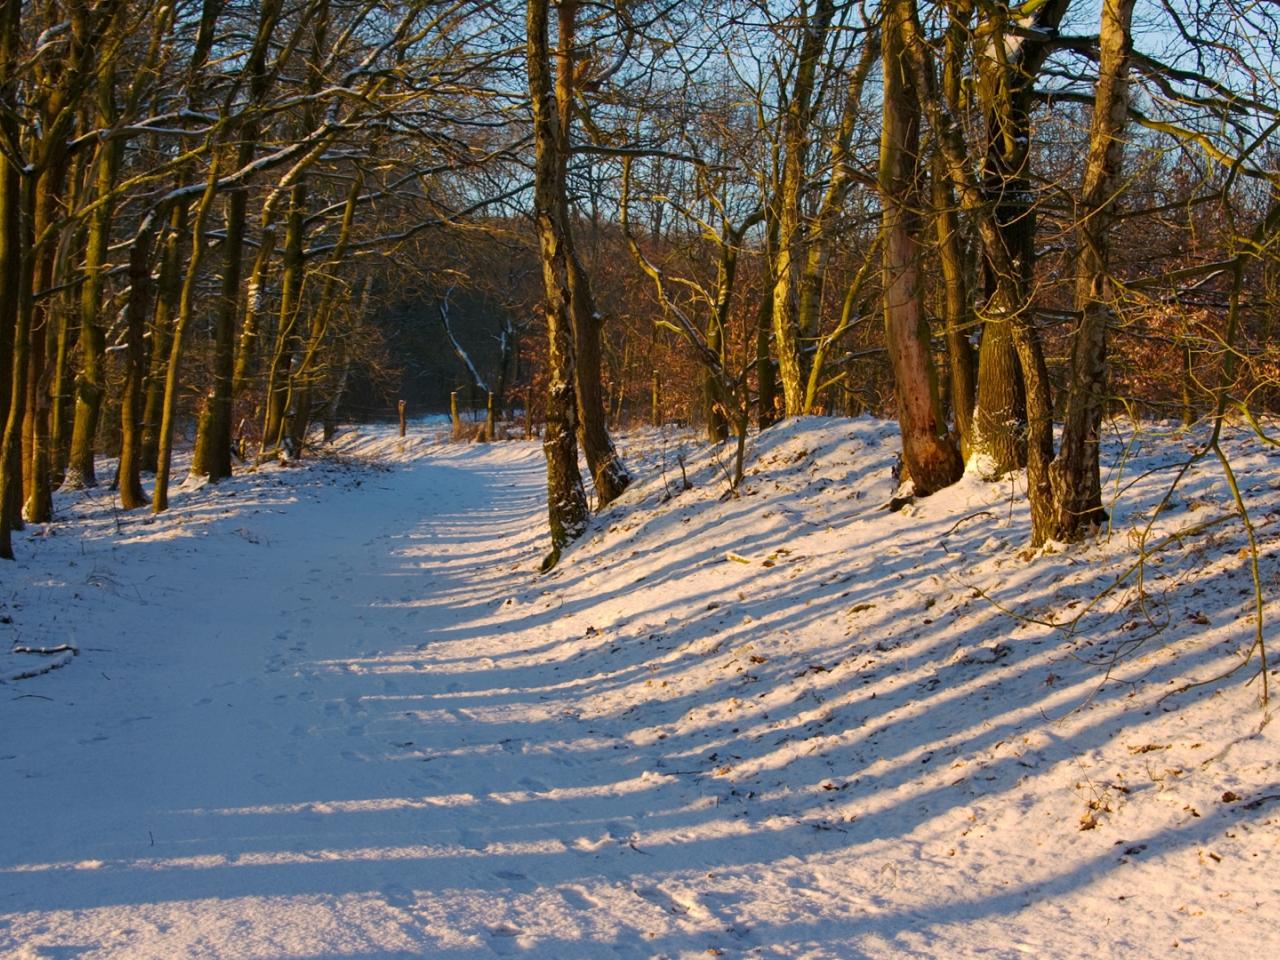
xmin=1 ymin=416 xmax=1277 ymax=959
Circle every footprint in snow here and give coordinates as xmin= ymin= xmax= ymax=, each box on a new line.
xmin=381 ymin=883 xmax=415 ymax=909
xmin=492 ymin=869 xmax=535 ymax=892
xmin=558 ymin=886 xmax=601 ymax=912
xmin=487 ymin=925 xmax=522 ymax=956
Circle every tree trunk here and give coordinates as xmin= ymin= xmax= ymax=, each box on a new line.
xmin=154 ymin=165 xmax=220 ymax=512
xmin=115 ymin=213 xmax=163 ymax=509
xmin=880 ymin=0 xmax=962 ymax=496
xmin=1046 ymin=0 xmax=1136 ymax=544
xmin=260 ymin=181 xmax=307 ymax=457
xmin=0 ymin=25 xmax=25 ymax=554
xmin=933 ymin=155 xmax=976 ymax=459
xmin=554 ymin=1 xmax=628 ymax=506
xmin=191 ymin=0 xmax=282 ymax=478
xmin=755 ymin=212 xmax=780 ymax=429
xmin=191 ymin=177 xmax=247 ymax=480
xmin=528 ymin=0 xmax=588 ymax=567
xmin=23 ymin=158 xmax=69 ymax=523
xmin=771 ymin=0 xmax=836 ymax=417
xmin=138 ymin=197 xmax=187 ymax=473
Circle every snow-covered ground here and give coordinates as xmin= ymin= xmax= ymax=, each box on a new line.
xmin=1 ymin=416 xmax=1277 ymax=959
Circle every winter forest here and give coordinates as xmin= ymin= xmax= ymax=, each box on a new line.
xmin=2 ymin=1 xmax=1279 ymax=957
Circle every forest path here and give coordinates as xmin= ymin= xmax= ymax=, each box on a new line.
xmin=3 ymin=444 xmax=728 ymax=959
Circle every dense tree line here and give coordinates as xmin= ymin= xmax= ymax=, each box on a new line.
xmin=2 ymin=0 xmax=1278 ymax=564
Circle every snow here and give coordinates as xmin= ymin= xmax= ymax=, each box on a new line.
xmin=1 ymin=415 xmax=1278 ymax=959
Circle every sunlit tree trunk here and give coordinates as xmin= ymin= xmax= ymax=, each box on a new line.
xmin=153 ymin=163 xmax=221 ymax=512
xmin=261 ymin=180 xmax=307 ymax=456
xmin=1047 ymin=0 xmax=1136 ymax=544
xmin=771 ymin=0 xmax=836 ymax=417
xmin=880 ymin=0 xmax=963 ymax=496
xmin=555 ymin=1 xmax=628 ymax=505
xmin=529 ymin=0 xmax=588 ymax=567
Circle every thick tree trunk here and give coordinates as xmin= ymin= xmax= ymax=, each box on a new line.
xmin=880 ymin=0 xmax=963 ymax=496
xmin=1046 ymin=0 xmax=1136 ymax=544
xmin=191 ymin=179 xmax=247 ymax=480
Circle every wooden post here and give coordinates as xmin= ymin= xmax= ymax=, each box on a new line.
xmin=450 ymin=389 xmax=462 ymax=440
xmin=651 ymin=368 xmax=661 ymax=427
xmin=398 ymin=399 xmax=407 ymax=438
xmin=524 ymin=383 xmax=534 ymax=440
xmin=485 ymin=391 xmax=496 ymax=441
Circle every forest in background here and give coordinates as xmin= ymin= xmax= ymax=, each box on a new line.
xmin=1 ymin=0 xmax=1278 ymax=573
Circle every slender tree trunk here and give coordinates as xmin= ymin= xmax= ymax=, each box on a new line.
xmin=24 ymin=158 xmax=69 ymax=523
xmin=0 ymin=147 xmax=27 ymax=555
xmin=934 ymin=154 xmax=976 ymax=459
xmin=191 ymin=0 xmax=283 ymax=478
xmin=154 ymin=163 xmax=220 ymax=512
xmin=528 ymin=0 xmax=588 ymax=567
xmin=261 ymin=181 xmax=307 ymax=456
xmin=756 ymin=214 xmax=780 ymax=428
xmin=116 ymin=213 xmax=164 ymax=509
xmin=771 ymin=0 xmax=836 ymax=417
xmin=880 ymin=0 xmax=962 ymax=496
xmin=139 ymin=197 xmax=186 ymax=472
xmin=287 ymin=170 xmax=360 ymax=451
xmin=704 ymin=316 xmax=728 ymax=442
xmin=554 ymin=1 xmax=628 ymax=505
xmin=1046 ymin=0 xmax=1136 ymax=544
xmin=0 ymin=0 xmax=19 ymax=557
xmin=48 ymin=148 xmax=85 ymax=489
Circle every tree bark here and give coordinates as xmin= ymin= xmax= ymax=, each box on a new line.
xmin=555 ymin=1 xmax=629 ymax=506
xmin=528 ymin=0 xmax=588 ymax=567
xmin=771 ymin=0 xmax=837 ymax=417
xmin=0 ymin=0 xmax=20 ymax=557
xmin=880 ymin=0 xmax=963 ymax=496
xmin=933 ymin=155 xmax=976 ymax=458
xmin=154 ymin=162 xmax=221 ymax=512
xmin=116 ymin=214 xmax=162 ymax=509
xmin=1046 ymin=0 xmax=1136 ymax=544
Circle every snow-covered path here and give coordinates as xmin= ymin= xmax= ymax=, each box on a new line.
xmin=3 ymin=426 xmax=1278 ymax=959
xmin=3 ymin=446 xmax=609 ymax=957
